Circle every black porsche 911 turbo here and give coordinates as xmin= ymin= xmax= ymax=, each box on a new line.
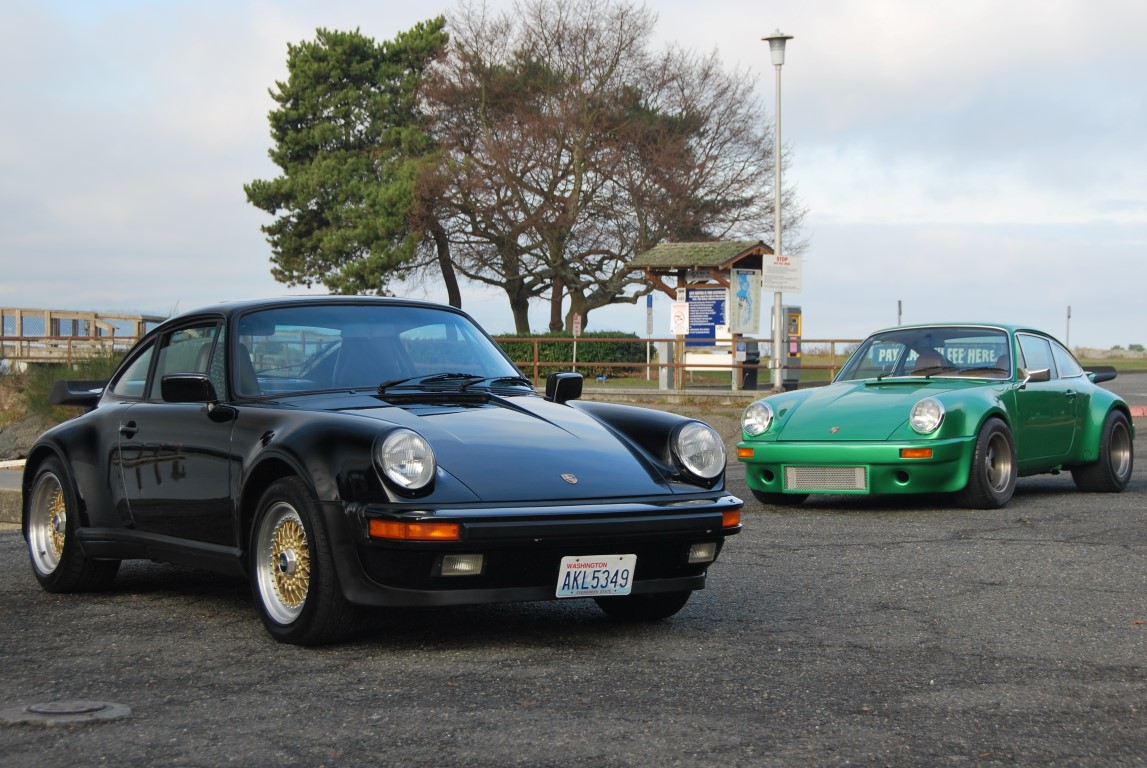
xmin=23 ymin=297 xmax=742 ymax=644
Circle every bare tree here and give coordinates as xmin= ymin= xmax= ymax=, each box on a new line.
xmin=427 ymin=0 xmax=804 ymax=333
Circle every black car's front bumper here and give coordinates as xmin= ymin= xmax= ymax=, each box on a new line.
xmin=321 ymin=495 xmax=743 ymax=608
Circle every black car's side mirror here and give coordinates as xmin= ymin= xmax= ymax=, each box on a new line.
xmin=545 ymin=372 xmax=583 ymax=403
xmin=161 ymin=373 xmax=218 ymax=404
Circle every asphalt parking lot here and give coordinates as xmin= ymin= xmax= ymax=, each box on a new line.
xmin=1 ymin=376 xmax=1144 ymax=766
xmin=1 ymin=439 xmax=1144 ymax=767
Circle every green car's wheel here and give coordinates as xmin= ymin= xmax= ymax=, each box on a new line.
xmin=251 ymin=477 xmax=359 ymax=645
xmin=595 ymin=590 xmax=692 ymax=621
xmin=750 ymin=490 xmax=809 ymax=507
xmin=1071 ymin=410 xmax=1133 ymax=492
xmin=26 ymin=457 xmax=120 ymax=592
xmin=957 ymin=418 xmax=1016 ymax=509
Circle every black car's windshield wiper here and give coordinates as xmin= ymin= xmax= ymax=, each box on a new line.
xmin=377 ymin=372 xmax=481 ymax=394
xmin=377 ymin=372 xmax=534 ymax=395
xmin=458 ymin=375 xmax=535 ymax=391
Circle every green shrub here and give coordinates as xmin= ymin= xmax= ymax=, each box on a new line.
xmin=22 ymin=353 xmax=125 ymax=419
xmin=496 ymin=331 xmax=649 ymax=378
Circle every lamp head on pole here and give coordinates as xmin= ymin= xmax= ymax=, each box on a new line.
xmin=762 ymin=30 xmax=793 ymax=67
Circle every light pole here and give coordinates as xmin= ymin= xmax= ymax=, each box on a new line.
xmin=763 ymin=30 xmax=792 ymax=391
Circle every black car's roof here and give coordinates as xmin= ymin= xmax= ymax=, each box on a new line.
xmin=156 ymin=295 xmax=463 ymax=328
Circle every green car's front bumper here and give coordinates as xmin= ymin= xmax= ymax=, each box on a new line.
xmin=737 ymin=436 xmax=978 ymax=496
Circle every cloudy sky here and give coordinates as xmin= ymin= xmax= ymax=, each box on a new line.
xmin=2 ymin=0 xmax=1144 ymax=349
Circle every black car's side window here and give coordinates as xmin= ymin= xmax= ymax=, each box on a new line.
xmin=109 ymin=342 xmax=156 ymax=399
xmin=207 ymin=324 xmax=228 ymax=399
xmin=147 ymin=323 xmax=221 ymax=400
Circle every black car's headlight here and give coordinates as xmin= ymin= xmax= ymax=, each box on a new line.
xmin=909 ymin=397 xmax=945 ymax=434
xmin=741 ymin=401 xmax=774 ymax=436
xmin=375 ymin=429 xmax=437 ymax=490
xmin=672 ymin=421 xmax=726 ymax=481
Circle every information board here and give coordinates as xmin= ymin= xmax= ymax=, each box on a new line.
xmin=685 ymin=287 xmax=726 ymax=346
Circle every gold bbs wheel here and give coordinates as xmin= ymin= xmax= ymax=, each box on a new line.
xmin=254 ymin=502 xmax=311 ymax=624
xmin=250 ymin=477 xmax=358 ymax=644
xmin=25 ymin=457 xmax=120 ymax=592
xmin=28 ymin=470 xmax=68 ymax=576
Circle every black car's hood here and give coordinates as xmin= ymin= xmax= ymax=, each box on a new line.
xmin=329 ymin=394 xmax=672 ymax=501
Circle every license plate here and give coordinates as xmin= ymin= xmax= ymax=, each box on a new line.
xmin=555 ymin=554 xmax=635 ymax=598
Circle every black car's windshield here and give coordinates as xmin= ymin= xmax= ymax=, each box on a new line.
xmin=836 ymin=326 xmax=1012 ymax=382
xmin=234 ymin=304 xmax=528 ymax=397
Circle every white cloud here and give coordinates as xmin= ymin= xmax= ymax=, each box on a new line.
xmin=1 ymin=0 xmax=1145 ymax=349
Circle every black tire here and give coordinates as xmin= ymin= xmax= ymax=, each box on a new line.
xmin=1071 ymin=410 xmax=1134 ymax=492
xmin=956 ymin=418 xmax=1016 ymax=509
xmin=750 ymin=489 xmax=809 ymax=507
xmin=594 ymin=590 xmax=692 ymax=621
xmin=250 ymin=477 xmax=359 ymax=645
xmin=25 ymin=457 xmax=120 ymax=592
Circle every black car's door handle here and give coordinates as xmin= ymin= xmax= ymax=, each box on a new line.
xmin=119 ymin=421 xmax=138 ymax=438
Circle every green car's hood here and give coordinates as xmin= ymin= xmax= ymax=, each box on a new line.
xmin=775 ymin=379 xmax=982 ymax=441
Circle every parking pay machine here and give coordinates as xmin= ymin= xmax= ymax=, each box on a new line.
xmin=781 ymin=305 xmax=801 ymax=391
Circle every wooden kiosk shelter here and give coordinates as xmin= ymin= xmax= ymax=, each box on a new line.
xmin=629 ymin=240 xmax=773 ymax=390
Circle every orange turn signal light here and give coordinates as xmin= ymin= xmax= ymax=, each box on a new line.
xmin=736 ymin=447 xmax=754 ymax=458
xmin=369 ymin=519 xmax=461 ymax=541
xmin=899 ymin=448 xmax=933 ymax=459
xmin=722 ymin=509 xmax=742 ymax=529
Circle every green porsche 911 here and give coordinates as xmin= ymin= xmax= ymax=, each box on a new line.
xmin=737 ymin=323 xmax=1134 ymax=509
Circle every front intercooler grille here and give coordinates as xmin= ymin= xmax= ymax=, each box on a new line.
xmin=784 ymin=466 xmax=868 ymax=491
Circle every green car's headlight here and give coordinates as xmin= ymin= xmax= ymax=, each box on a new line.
xmin=909 ymin=397 xmax=945 ymax=434
xmin=376 ymin=429 xmax=437 ymax=490
xmin=742 ymin=401 xmax=774 ymax=436
xmin=672 ymin=421 xmax=726 ymax=481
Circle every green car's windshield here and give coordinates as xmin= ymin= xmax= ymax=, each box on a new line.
xmin=234 ymin=304 xmax=527 ymax=397
xmin=836 ymin=327 xmax=1012 ymax=382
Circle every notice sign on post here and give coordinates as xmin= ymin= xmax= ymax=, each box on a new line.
xmin=670 ymin=302 xmax=689 ymax=335
xmin=762 ymin=253 xmax=802 ymax=293
xmin=685 ymin=287 xmax=726 ymax=346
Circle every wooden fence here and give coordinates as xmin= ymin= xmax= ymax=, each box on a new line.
xmin=1 ymin=307 xmax=165 ymax=365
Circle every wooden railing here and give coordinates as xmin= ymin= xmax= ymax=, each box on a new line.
xmin=500 ymin=336 xmax=860 ymax=388
xmin=0 ymin=335 xmax=142 ymax=365
xmin=1 ymin=308 xmax=166 ymax=365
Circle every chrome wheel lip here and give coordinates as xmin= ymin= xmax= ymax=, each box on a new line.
xmin=254 ymin=503 xmax=311 ymax=625
xmin=1109 ymin=421 xmax=1132 ymax=480
xmin=28 ymin=471 xmax=66 ymax=576
xmin=984 ymin=431 xmax=1015 ymax=493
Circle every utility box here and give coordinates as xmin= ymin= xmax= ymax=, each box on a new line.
xmin=740 ymin=340 xmax=760 ymax=390
xmin=655 ymin=341 xmax=674 ymax=389
xmin=782 ymin=305 xmax=801 ymax=391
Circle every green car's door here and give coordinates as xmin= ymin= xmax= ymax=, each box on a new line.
xmin=1013 ymin=333 xmax=1079 ymax=467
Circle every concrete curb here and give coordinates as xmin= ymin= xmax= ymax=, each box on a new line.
xmin=1 ymin=488 xmax=19 ymax=527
